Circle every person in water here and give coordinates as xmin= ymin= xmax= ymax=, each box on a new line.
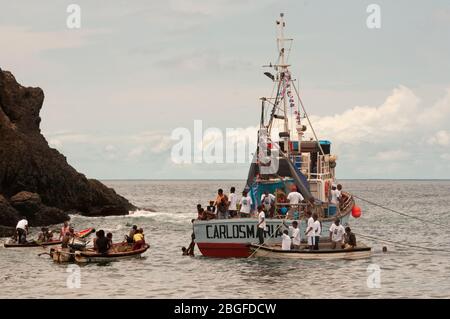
xmin=125 ymin=225 xmax=138 ymax=243
xmin=94 ymin=230 xmax=110 ymax=254
xmin=59 ymin=221 xmax=70 ymax=240
xmin=181 ymin=240 xmax=195 ymax=257
xmin=132 ymin=228 xmax=146 ymax=250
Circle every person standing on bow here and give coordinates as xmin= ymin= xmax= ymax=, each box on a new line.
xmin=227 ymin=187 xmax=239 ymax=218
xmin=215 ymin=189 xmax=229 ymax=219
xmin=239 ymin=190 xmax=253 ymax=217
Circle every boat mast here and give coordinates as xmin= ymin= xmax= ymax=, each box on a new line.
xmin=277 ymin=13 xmax=290 ymax=157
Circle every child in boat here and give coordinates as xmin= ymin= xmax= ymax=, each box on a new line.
xmin=94 ymin=230 xmax=110 ymax=254
xmin=59 ymin=221 xmax=70 ymax=240
xmin=290 ymin=221 xmax=301 ymax=250
xmin=206 ymin=201 xmax=217 ymax=220
xmin=344 ymin=227 xmax=357 ymax=249
xmin=132 ymin=228 xmax=145 ymax=250
xmin=106 ymin=232 xmax=116 ymax=252
xmin=281 ymin=229 xmax=291 ymax=251
xmin=61 ymin=227 xmax=75 ymax=248
xmin=125 ymin=225 xmax=137 ymax=243
xmin=197 ymin=204 xmax=207 ymax=220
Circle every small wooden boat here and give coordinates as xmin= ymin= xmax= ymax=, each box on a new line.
xmin=249 ymin=242 xmax=372 ymax=260
xmin=74 ymin=242 xmax=150 ymax=263
xmin=3 ymin=227 xmax=95 ymax=248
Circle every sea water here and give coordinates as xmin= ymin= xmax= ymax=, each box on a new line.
xmin=0 ymin=180 xmax=449 ymax=298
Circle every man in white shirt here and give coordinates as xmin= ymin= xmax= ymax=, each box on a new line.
xmin=312 ymin=213 xmax=322 ymax=251
xmin=281 ymin=229 xmax=291 ymax=251
xmin=256 ymin=205 xmax=266 ymax=245
xmin=239 ymin=190 xmax=253 ymax=217
xmin=328 ymin=184 xmax=341 ymax=216
xmin=329 ymin=218 xmax=345 ymax=249
xmin=304 ymin=211 xmax=315 ymax=250
xmin=16 ymin=217 xmax=29 ymax=244
xmin=287 ymin=187 xmax=304 ymax=218
xmin=290 ymin=220 xmax=301 ymax=249
xmin=261 ymin=191 xmax=276 ymax=217
xmin=228 ymin=187 xmax=239 ymax=218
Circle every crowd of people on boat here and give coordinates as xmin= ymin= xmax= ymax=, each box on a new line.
xmin=196 ymin=182 xmax=346 ymax=220
xmin=196 ymin=185 xmax=312 ymax=221
xmin=10 ymin=216 xmax=148 ymax=255
xmin=194 ymin=183 xmax=356 ymax=251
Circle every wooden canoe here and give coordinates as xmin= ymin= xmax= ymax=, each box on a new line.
xmin=74 ymin=243 xmax=150 ymax=263
xmin=3 ymin=227 xmax=95 ymax=248
xmin=250 ymin=242 xmax=371 ymax=260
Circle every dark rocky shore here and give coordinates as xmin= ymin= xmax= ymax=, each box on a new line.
xmin=0 ymin=68 xmax=135 ymax=236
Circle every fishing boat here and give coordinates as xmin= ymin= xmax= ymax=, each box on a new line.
xmin=3 ymin=227 xmax=95 ymax=248
xmin=73 ymin=243 xmax=150 ymax=263
xmin=249 ymin=243 xmax=372 ymax=260
xmin=193 ymin=13 xmax=360 ymax=258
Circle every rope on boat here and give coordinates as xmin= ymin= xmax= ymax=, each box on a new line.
xmin=247 ymin=215 xmax=289 ymax=258
xmin=351 ymin=194 xmax=448 ymax=228
xmin=355 ymin=232 xmax=450 ymax=254
xmin=291 ymin=81 xmax=325 ymax=156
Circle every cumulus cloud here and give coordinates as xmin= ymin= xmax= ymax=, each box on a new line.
xmin=42 ymin=85 xmax=450 ymax=179
xmin=428 ymin=130 xmax=450 ymax=146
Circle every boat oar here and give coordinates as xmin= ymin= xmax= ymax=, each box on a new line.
xmin=247 ymin=214 xmax=289 ymax=258
xmin=37 ymin=252 xmax=51 ymax=257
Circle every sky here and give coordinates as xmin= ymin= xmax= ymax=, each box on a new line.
xmin=1 ymin=0 xmax=450 ymax=179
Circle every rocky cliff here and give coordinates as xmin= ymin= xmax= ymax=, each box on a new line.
xmin=0 ymin=68 xmax=135 ymax=236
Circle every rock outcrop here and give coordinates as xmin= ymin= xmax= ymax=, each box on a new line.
xmin=0 ymin=68 xmax=135 ymax=231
